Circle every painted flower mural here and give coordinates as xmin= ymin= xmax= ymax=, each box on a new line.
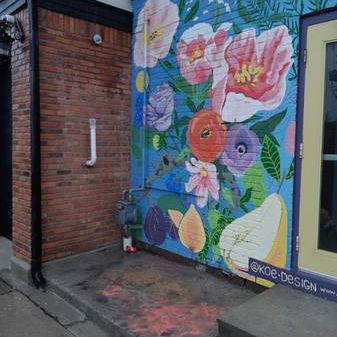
xmin=285 ymin=121 xmax=296 ymax=155
xmin=219 ymin=193 xmax=288 ymax=276
xmin=211 ymin=26 xmax=293 ymax=122
xmin=134 ymin=0 xmax=179 ymax=68
xmin=185 ymin=158 xmax=220 ymax=208
xmin=187 ymin=109 xmax=227 ymax=162
xmin=144 ymin=205 xmax=178 ymax=245
xmin=176 ymin=22 xmax=232 ymax=85
xmin=132 ymin=0 xmax=300 ymax=284
xmin=146 ymin=84 xmax=175 ymax=131
xmin=134 ymin=95 xmax=144 ymax=127
xmin=169 ymin=205 xmax=206 ymax=253
xmin=220 ymin=125 xmax=259 ymax=176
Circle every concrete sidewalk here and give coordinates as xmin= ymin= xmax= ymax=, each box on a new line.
xmin=0 ymin=276 xmax=109 ymax=337
xmin=44 ymin=247 xmax=258 ymax=337
xmin=0 ymin=279 xmax=73 ymax=337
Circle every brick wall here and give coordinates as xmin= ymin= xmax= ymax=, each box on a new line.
xmin=11 ymin=8 xmax=32 ymax=263
xmin=38 ymin=9 xmax=131 ymax=261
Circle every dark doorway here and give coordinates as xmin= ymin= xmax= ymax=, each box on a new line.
xmin=0 ymin=57 xmax=12 ymax=239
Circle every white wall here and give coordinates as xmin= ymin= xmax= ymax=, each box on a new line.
xmin=97 ymin=0 xmax=132 ymax=12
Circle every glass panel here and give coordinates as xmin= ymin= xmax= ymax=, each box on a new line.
xmin=319 ymin=42 xmax=337 ymax=253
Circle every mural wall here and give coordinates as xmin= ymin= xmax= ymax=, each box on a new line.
xmin=131 ymin=0 xmax=337 ymax=284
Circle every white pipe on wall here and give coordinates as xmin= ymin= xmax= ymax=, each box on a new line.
xmin=86 ymin=119 xmax=97 ymax=167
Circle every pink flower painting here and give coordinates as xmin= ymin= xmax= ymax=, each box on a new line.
xmin=211 ymin=26 xmax=293 ymax=122
xmin=134 ymin=0 xmax=179 ymax=68
xmin=185 ymin=158 xmax=220 ymax=208
xmin=285 ymin=121 xmax=296 ymax=155
xmin=176 ymin=23 xmax=231 ymax=85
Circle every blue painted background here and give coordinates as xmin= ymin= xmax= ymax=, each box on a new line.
xmin=130 ymin=0 xmax=337 ymax=285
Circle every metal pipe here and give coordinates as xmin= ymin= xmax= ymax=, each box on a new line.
xmin=86 ymin=118 xmax=97 ymax=167
xmin=139 ymin=13 xmax=148 ymax=189
xmin=28 ymin=0 xmax=46 ymax=289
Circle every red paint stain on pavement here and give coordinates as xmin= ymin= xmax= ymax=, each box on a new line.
xmin=102 ymin=285 xmax=124 ymax=298
xmin=128 ymin=300 xmax=224 ymax=337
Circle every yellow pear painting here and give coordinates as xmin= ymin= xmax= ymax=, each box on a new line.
xmin=168 ymin=205 xmax=206 ymax=253
xmin=219 ymin=193 xmax=288 ymax=282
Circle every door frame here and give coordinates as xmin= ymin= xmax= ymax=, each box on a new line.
xmin=294 ymin=8 xmax=337 ymax=280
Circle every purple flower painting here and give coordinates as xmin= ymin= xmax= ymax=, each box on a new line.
xmin=146 ymin=84 xmax=175 ymax=132
xmin=144 ymin=205 xmax=178 ymax=245
xmin=220 ymin=125 xmax=259 ymax=176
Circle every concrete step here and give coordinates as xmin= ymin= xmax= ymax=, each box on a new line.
xmin=218 ymin=285 xmax=337 ymax=337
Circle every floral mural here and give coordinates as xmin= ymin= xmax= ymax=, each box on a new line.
xmin=131 ymin=0 xmax=337 ymax=284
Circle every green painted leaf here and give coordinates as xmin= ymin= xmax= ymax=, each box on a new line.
xmin=218 ymin=216 xmax=235 ymax=226
xmin=131 ymin=127 xmax=140 ymax=143
xmin=160 ymin=60 xmax=174 ymax=74
xmin=184 ymin=1 xmax=200 ymax=23
xmin=157 ymin=194 xmax=184 ymax=213
xmin=133 ymin=146 xmax=141 ymax=160
xmin=163 ymin=60 xmax=175 ymax=69
xmin=242 ymin=113 xmax=263 ymax=125
xmin=243 ymin=163 xmax=267 ymax=207
xmin=184 ymin=97 xmax=197 ymax=112
xmin=207 ymin=209 xmax=221 ymax=230
xmin=168 ymin=81 xmax=180 ymax=93
xmin=144 ymin=129 xmax=159 ymax=148
xmin=210 ymin=216 xmax=234 ymax=246
xmin=177 ymin=116 xmax=190 ymax=127
xmin=174 ymin=110 xmax=179 ymax=137
xmin=270 ymin=12 xmax=292 ymax=22
xmin=169 ymin=48 xmax=176 ymax=56
xmin=237 ymin=0 xmax=254 ymax=24
xmin=180 ymin=126 xmax=188 ymax=147
xmin=250 ymin=110 xmax=287 ymax=143
xmin=240 ymin=204 xmax=249 ymax=213
xmin=240 ymin=187 xmax=253 ymax=204
xmin=179 ymin=0 xmax=186 ymax=15
xmin=267 ymin=133 xmax=280 ymax=147
xmin=175 ymin=146 xmax=191 ymax=163
xmin=261 ymin=134 xmax=281 ymax=182
xmin=199 ymin=78 xmax=212 ymax=101
xmin=196 ymin=101 xmax=205 ymax=112
xmin=286 ymin=159 xmax=295 ymax=180
xmin=198 ymin=228 xmax=209 ymax=263
xmin=132 ymin=127 xmax=142 ymax=160
xmin=212 ymin=3 xmax=221 ymax=30
xmin=212 ymin=244 xmax=221 ymax=262
xmin=175 ymin=76 xmax=193 ymax=97
xmin=210 ymin=225 xmax=225 ymax=247
xmin=222 ymin=187 xmax=234 ymax=208
xmin=232 ymin=22 xmax=242 ymax=34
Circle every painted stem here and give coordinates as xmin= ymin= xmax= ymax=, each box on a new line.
xmin=277 ymin=171 xmax=287 ymax=193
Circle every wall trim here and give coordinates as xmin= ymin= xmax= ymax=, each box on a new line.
xmin=37 ymin=0 xmax=132 ymax=33
xmin=293 ymin=8 xmax=337 ymax=272
xmin=0 ymin=0 xmax=26 ymax=15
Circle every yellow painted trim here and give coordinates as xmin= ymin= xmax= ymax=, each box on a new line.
xmin=299 ymin=19 xmax=337 ymax=279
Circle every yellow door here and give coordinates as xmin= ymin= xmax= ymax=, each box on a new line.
xmin=299 ymin=19 xmax=337 ymax=278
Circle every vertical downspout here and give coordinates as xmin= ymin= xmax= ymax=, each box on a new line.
xmin=28 ymin=0 xmax=45 ymax=288
xmin=141 ymin=13 xmax=148 ymax=189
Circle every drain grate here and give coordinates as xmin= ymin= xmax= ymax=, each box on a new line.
xmin=0 ymin=280 xmax=11 ymax=295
